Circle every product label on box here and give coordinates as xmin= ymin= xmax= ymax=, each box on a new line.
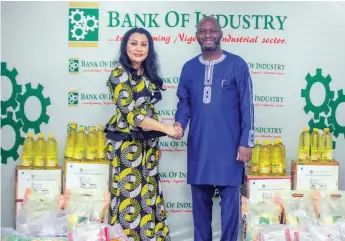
xmin=65 ymin=162 xmax=110 ymax=193
xmin=296 ymin=165 xmax=338 ymax=189
xmin=247 ymin=178 xmax=291 ymax=201
xmin=17 ymin=169 xmax=62 ymax=200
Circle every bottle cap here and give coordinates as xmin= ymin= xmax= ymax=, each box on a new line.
xmin=256 ymin=139 xmax=262 ymax=144
xmin=71 ymin=124 xmax=77 ymax=129
xmin=89 ymin=126 xmax=95 ymax=131
xmin=79 ymin=126 xmax=85 ymax=131
xmin=38 ymin=133 xmax=44 ymax=138
xmin=313 ymin=128 xmax=318 ymax=132
xmin=274 ymin=139 xmax=280 ymax=144
xmin=27 ymin=133 xmax=34 ymax=137
xmin=48 ymin=133 xmax=54 ymax=138
xmin=303 ymin=127 xmax=309 ymax=131
xmin=264 ymin=140 xmax=271 ymax=145
xmin=324 ymin=128 xmax=329 ymax=132
xmin=98 ymin=125 xmax=103 ymax=130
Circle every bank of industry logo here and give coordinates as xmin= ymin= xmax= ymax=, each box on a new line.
xmin=69 ymin=58 xmax=79 ymax=73
xmin=68 ymin=2 xmax=99 ymax=48
xmin=68 ymin=91 xmax=79 ymax=106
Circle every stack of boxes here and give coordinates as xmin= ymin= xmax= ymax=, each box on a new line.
xmin=15 ymin=123 xmax=110 ymax=223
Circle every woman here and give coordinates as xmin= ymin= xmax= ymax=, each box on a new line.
xmin=104 ymin=27 xmax=180 ymax=241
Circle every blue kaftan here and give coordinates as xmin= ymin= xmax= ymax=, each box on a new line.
xmin=175 ymin=50 xmax=255 ymax=187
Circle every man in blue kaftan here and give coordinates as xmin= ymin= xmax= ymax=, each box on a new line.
xmin=173 ymin=16 xmax=255 ymax=241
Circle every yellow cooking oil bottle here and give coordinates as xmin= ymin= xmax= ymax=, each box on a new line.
xmin=86 ymin=126 xmax=97 ymax=161
xmin=298 ymin=127 xmax=310 ymax=161
xmin=271 ymin=140 xmax=283 ymax=176
xmin=33 ymin=133 xmax=46 ymax=168
xmin=250 ymin=139 xmax=262 ymax=175
xmin=21 ymin=133 xmax=35 ymax=167
xmin=310 ymin=128 xmax=321 ymax=162
xmin=46 ymin=134 xmax=58 ymax=168
xmin=65 ymin=124 xmax=77 ymax=160
xmin=259 ymin=140 xmax=272 ymax=176
xmin=73 ymin=126 xmax=86 ymax=161
xmin=321 ymin=128 xmax=333 ymax=161
xmin=277 ymin=139 xmax=286 ymax=175
xmin=97 ymin=125 xmax=106 ymax=161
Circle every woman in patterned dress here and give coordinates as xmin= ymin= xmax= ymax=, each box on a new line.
xmin=104 ymin=27 xmax=182 ymax=241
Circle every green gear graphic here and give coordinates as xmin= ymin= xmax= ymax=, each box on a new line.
xmin=15 ymin=82 xmax=51 ymax=134
xmin=1 ymin=111 xmax=25 ymax=164
xmin=1 ymin=62 xmax=23 ymax=115
xmin=328 ymin=89 xmax=345 ymax=138
xmin=301 ymin=68 xmax=335 ymax=119
xmin=308 ymin=116 xmax=336 ymax=149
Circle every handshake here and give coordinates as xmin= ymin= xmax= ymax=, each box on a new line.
xmin=162 ymin=122 xmax=184 ymax=140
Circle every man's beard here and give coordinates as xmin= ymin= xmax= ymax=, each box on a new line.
xmin=197 ymin=38 xmax=221 ymax=51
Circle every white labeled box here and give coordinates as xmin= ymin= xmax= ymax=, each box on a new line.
xmin=244 ymin=175 xmax=291 ymax=201
xmin=64 ymin=160 xmax=110 ymax=194
xmin=291 ymin=160 xmax=339 ymax=190
xmin=15 ymin=166 xmax=63 ymax=200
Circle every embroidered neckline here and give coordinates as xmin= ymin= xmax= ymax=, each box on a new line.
xmin=199 ymin=53 xmax=226 ymax=65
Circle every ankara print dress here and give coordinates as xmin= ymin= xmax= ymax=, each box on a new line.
xmin=104 ymin=62 xmax=171 ymax=241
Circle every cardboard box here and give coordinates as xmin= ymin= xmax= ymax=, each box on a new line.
xmin=15 ymin=200 xmax=23 ymax=216
xmin=15 ymin=166 xmax=63 ymax=201
xmin=244 ymin=175 xmax=291 ymax=201
xmin=64 ymin=160 xmax=110 ymax=194
xmin=291 ymin=160 xmax=339 ymax=190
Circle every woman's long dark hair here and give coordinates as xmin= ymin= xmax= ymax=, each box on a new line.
xmin=119 ymin=28 xmax=165 ymax=91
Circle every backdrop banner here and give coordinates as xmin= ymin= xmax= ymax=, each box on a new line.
xmin=1 ymin=1 xmax=345 ymax=240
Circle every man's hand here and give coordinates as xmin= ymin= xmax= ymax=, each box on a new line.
xmin=237 ymin=146 xmax=252 ymax=163
xmin=169 ymin=122 xmax=184 ymax=140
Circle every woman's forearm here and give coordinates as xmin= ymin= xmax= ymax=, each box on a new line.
xmin=138 ymin=117 xmax=166 ymax=133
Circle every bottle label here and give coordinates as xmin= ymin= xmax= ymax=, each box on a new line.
xmin=73 ymin=147 xmax=84 ymax=160
xmin=251 ymin=160 xmax=259 ymax=173
xmin=271 ymin=163 xmax=283 ymax=174
xmin=34 ymin=156 xmax=45 ymax=167
xmin=311 ymin=149 xmax=320 ymax=161
xmin=21 ymin=155 xmax=33 ymax=166
xmin=86 ymin=147 xmax=97 ymax=160
xmin=46 ymin=155 xmax=58 ymax=167
xmin=259 ymin=162 xmax=270 ymax=174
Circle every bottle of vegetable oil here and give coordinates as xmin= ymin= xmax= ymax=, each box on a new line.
xmin=21 ymin=133 xmax=35 ymax=167
xmin=97 ymin=125 xmax=106 ymax=161
xmin=271 ymin=140 xmax=283 ymax=176
xmin=73 ymin=126 xmax=86 ymax=161
xmin=46 ymin=134 xmax=58 ymax=168
xmin=86 ymin=126 xmax=97 ymax=161
xmin=250 ymin=140 xmax=261 ymax=176
xmin=259 ymin=140 xmax=271 ymax=176
xmin=298 ymin=127 xmax=310 ymax=161
xmin=277 ymin=139 xmax=286 ymax=175
xmin=65 ymin=124 xmax=77 ymax=160
xmin=310 ymin=128 xmax=320 ymax=162
xmin=33 ymin=133 xmax=46 ymax=168
xmin=321 ymin=128 xmax=333 ymax=161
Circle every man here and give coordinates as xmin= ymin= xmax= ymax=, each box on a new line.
xmin=173 ymin=16 xmax=255 ymax=241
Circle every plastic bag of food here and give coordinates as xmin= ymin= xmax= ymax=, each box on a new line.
xmin=315 ymin=190 xmax=345 ymax=225
xmin=258 ymin=224 xmax=291 ymax=241
xmin=277 ymin=190 xmax=317 ymax=227
xmin=16 ymin=188 xmax=67 ymax=236
xmin=64 ymin=188 xmax=110 ymax=233
xmin=241 ymin=197 xmax=282 ymax=241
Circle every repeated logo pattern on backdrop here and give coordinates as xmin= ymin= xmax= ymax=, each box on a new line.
xmin=301 ymin=68 xmax=345 ymax=148
xmin=1 ymin=62 xmax=51 ymax=164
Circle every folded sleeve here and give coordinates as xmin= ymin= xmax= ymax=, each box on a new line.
xmin=107 ymin=63 xmax=148 ymax=128
xmin=174 ymin=64 xmax=191 ymax=131
xmin=235 ymin=60 xmax=255 ymax=148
